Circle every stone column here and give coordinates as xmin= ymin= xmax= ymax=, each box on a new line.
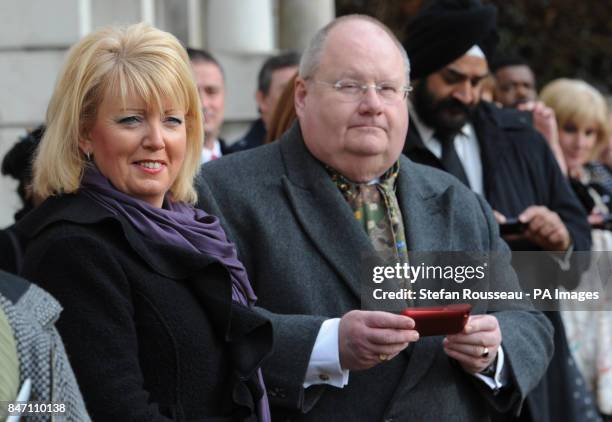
xmin=278 ymin=0 xmax=335 ymax=51
xmin=201 ymin=0 xmax=276 ymax=142
xmin=206 ymin=0 xmax=274 ymax=53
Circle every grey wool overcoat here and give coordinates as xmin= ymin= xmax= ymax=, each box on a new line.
xmin=196 ymin=122 xmax=554 ymax=422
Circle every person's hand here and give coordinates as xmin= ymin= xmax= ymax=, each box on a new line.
xmin=518 ymin=101 xmax=568 ymax=175
xmin=518 ymin=101 xmax=557 ymax=145
xmin=519 ymin=205 xmax=571 ymax=251
xmin=492 ymin=210 xmax=507 ymax=224
xmin=588 ymin=211 xmax=605 ymax=226
xmin=443 ymin=314 xmax=501 ymax=374
xmin=494 ymin=210 xmax=525 ymax=242
xmin=338 ymin=310 xmax=419 ymax=370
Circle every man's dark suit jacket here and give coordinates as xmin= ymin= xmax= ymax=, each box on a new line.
xmin=228 ymin=118 xmax=266 ymax=153
xmin=404 ymin=102 xmax=593 ymax=422
xmin=404 ymin=102 xmax=590 ymax=260
xmin=197 ymin=122 xmax=554 ymax=421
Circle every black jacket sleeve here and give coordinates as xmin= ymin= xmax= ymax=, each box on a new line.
xmin=532 ymin=133 xmax=592 ymax=290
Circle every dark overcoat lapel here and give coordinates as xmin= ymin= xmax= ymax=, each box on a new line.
xmin=278 ymin=127 xmax=376 ymax=301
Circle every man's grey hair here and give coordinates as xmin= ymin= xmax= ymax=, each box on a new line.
xmin=299 ymin=14 xmax=411 ymax=83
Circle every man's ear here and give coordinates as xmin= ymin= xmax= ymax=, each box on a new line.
xmin=294 ymin=78 xmax=307 ymax=117
xmin=255 ymin=90 xmax=267 ymax=114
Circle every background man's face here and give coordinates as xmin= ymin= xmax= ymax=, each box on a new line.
xmin=493 ymin=65 xmax=536 ymax=108
xmin=257 ymin=66 xmax=298 ymax=129
xmin=295 ymin=19 xmax=409 ymax=182
xmin=413 ymin=55 xmax=488 ymax=136
xmin=191 ymin=61 xmax=225 ymax=141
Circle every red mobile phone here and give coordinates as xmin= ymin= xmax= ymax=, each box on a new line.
xmin=401 ymin=304 xmax=472 ymax=337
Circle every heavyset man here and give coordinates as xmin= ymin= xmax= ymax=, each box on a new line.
xmin=198 ymin=14 xmax=553 ymax=421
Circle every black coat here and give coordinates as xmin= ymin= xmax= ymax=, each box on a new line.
xmin=16 ymin=193 xmax=272 ymax=421
xmin=229 ymin=119 xmax=266 ymax=153
xmin=0 ymin=226 xmax=19 ymax=274
xmin=404 ymin=102 xmax=591 ymax=278
xmin=404 ymin=102 xmax=595 ymax=422
xmin=218 ymin=138 xmax=232 ymax=156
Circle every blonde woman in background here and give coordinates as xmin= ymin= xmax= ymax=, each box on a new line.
xmin=541 ymin=78 xmax=612 ymax=418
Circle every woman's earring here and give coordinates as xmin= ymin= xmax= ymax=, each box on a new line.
xmin=86 ymin=151 xmax=91 ymax=161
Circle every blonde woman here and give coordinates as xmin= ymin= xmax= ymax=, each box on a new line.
xmin=541 ymin=78 xmax=612 ymax=418
xmin=16 ymin=24 xmax=271 ymax=421
xmin=541 ymin=78 xmax=611 ymax=223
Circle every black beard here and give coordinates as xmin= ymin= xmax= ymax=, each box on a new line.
xmin=412 ymin=81 xmax=477 ymax=139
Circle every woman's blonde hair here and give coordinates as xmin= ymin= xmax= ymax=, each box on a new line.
xmin=32 ymin=23 xmax=203 ymax=203
xmin=540 ymin=78 xmax=609 ymax=160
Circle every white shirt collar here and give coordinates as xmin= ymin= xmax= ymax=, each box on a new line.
xmin=410 ymin=107 xmax=484 ymax=195
xmin=410 ymin=107 xmax=470 ymax=146
xmin=201 ymin=139 xmax=223 ymax=164
xmin=410 ymin=108 xmax=436 ymax=145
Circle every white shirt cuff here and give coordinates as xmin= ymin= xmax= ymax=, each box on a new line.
xmin=473 ymin=346 xmax=508 ymax=391
xmin=303 ymin=318 xmax=350 ymax=388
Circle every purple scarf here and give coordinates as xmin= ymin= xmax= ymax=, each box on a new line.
xmin=80 ymin=166 xmax=270 ymax=421
xmin=81 ymin=166 xmax=256 ymax=305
